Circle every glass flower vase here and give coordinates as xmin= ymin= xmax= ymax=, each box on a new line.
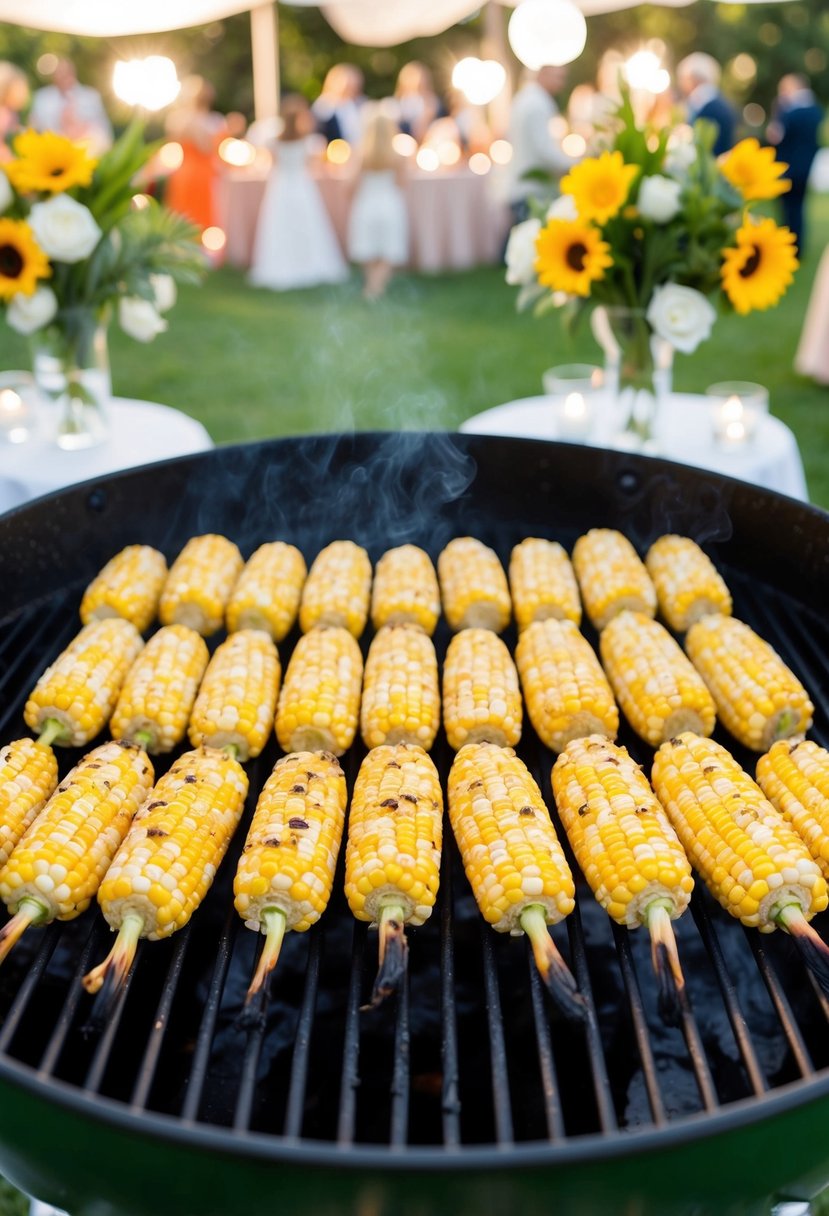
xmin=31 ymin=307 xmax=111 ymax=450
xmin=592 ymin=306 xmax=673 ymax=452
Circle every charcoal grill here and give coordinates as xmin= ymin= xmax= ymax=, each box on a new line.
xmin=1 ymin=431 xmax=829 ymax=1216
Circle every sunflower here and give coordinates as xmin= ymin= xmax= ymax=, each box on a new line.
xmin=5 ymin=129 xmax=97 ymax=195
xmin=721 ymin=217 xmax=798 ymax=315
xmin=718 ymin=138 xmax=790 ymax=201
xmin=560 ymin=151 xmax=639 ymax=224
xmin=0 ymin=217 xmax=51 ymax=300
xmin=535 ymin=219 xmax=613 ymax=298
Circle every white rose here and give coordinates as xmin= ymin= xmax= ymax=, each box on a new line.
xmin=665 ymin=141 xmax=697 ymax=176
xmin=546 ymin=194 xmax=578 ymax=221
xmin=0 ymin=170 xmax=12 ymax=215
xmin=505 ymin=217 xmax=542 ymax=286
xmin=28 ymin=195 xmax=101 ymax=263
xmin=150 ymin=273 xmax=177 ymax=313
xmin=637 ymin=175 xmax=682 ymax=224
xmin=646 ymin=283 xmax=716 ymax=355
xmin=119 ymin=296 xmax=168 ymax=343
xmin=6 ymin=285 xmax=58 ymax=335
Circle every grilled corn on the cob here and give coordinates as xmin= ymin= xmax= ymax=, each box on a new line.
xmin=442 ymin=627 xmax=522 ymax=751
xmin=361 ymin=625 xmax=440 ymax=750
xmin=188 ymin=629 xmax=280 ymax=761
xmin=508 ymin=537 xmax=581 ymax=632
xmin=225 ymin=541 xmax=307 ymax=640
xmin=159 ymin=533 xmax=243 ymax=637
xmin=572 ymin=529 xmax=656 ymax=632
xmin=275 ymin=626 xmax=363 ymax=756
xmin=299 ymin=540 xmax=372 ymax=637
xmin=80 ymin=544 xmax=168 ymax=632
xmin=756 ymin=739 xmax=829 ymax=880
xmin=371 ymin=544 xmax=441 ymax=635
xmin=0 ymin=738 xmax=59 ymax=870
xmin=437 ymin=537 xmax=511 ymax=633
xmin=645 ymin=535 xmax=732 ymax=633
xmin=110 ymin=624 xmax=209 ymax=754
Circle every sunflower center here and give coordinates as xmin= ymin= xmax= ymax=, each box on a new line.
xmin=0 ymin=244 xmax=24 ymax=279
xmin=49 ymin=166 xmax=66 ymax=177
xmin=739 ymin=246 xmax=762 ymax=278
xmin=566 ymin=242 xmax=588 ymax=271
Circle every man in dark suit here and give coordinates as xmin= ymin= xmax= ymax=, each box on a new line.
xmin=677 ymin=53 xmax=736 ymax=157
xmin=768 ymin=73 xmax=823 ymax=255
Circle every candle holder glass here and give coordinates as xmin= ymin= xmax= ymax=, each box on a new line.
xmin=0 ymin=372 xmax=37 ymax=445
xmin=706 ymin=381 xmax=769 ymax=446
xmin=543 ymin=364 xmax=603 ymax=441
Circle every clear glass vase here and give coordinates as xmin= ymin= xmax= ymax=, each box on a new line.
xmin=31 ymin=307 xmax=111 ymax=450
xmin=591 ymin=305 xmax=673 ymax=452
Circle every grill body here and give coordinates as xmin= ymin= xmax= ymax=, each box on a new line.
xmin=2 ymin=432 xmax=829 ymax=1216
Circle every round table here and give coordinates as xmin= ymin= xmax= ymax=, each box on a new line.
xmin=460 ymin=392 xmax=809 ymax=502
xmin=0 ymin=397 xmax=213 ymax=514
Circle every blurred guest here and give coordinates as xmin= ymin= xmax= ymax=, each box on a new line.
xmin=347 ymin=106 xmax=409 ymax=300
xmin=676 ymin=52 xmax=735 ymax=157
xmin=394 ymin=61 xmax=442 ymax=144
xmin=312 ymin=64 xmax=366 ymax=146
xmin=567 ymin=50 xmax=625 ymax=146
xmin=767 ymin=73 xmax=823 ymax=255
xmin=165 ymin=76 xmax=242 ymax=234
xmin=0 ymin=62 xmax=29 ymax=157
xmin=505 ymin=66 xmax=573 ymax=225
xmin=249 ymin=93 xmax=348 ymax=292
xmin=795 ymin=245 xmax=829 ymax=384
xmin=30 ymin=58 xmax=112 ymax=154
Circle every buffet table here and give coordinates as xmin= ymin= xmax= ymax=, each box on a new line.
xmin=460 ymin=392 xmax=809 ymax=501
xmin=218 ymin=165 xmax=509 ymax=274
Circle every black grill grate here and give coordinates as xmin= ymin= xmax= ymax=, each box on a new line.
xmin=1 ymin=554 xmax=829 ymax=1155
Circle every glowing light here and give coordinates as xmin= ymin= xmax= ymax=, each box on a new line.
xmin=326 ymin=139 xmax=352 ymax=165
xmin=416 ymin=147 xmax=440 ymax=172
xmin=623 ymin=50 xmax=669 ymax=94
xmin=562 ymin=133 xmax=586 ymax=158
xmin=468 ymin=152 xmax=491 ymax=176
xmin=743 ymin=103 xmax=766 ymax=127
xmin=508 ymin=0 xmax=587 ymax=70
xmin=730 ymin=53 xmax=757 ymax=83
xmin=392 ymin=133 xmax=417 ymax=157
xmin=549 ymin=115 xmax=569 ymax=140
xmin=158 ymin=142 xmax=184 ymax=171
xmin=112 ymin=56 xmax=180 ymax=112
xmin=437 ymin=140 xmax=461 ymax=166
xmin=131 ymin=193 xmax=152 ymax=210
xmin=218 ymin=138 xmax=257 ymax=168
xmin=36 ymin=53 xmax=58 ymax=76
xmin=451 ymin=57 xmax=507 ymax=107
xmin=489 ymin=139 xmax=513 ymax=165
xmin=201 ymin=226 xmax=226 ymax=252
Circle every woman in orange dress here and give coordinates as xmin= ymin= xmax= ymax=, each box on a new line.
xmin=164 ymin=76 xmax=240 ymax=233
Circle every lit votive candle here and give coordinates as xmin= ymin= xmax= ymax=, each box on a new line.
xmin=0 ymin=387 xmax=31 ymax=444
xmin=558 ymin=390 xmax=591 ymax=440
xmin=713 ymin=394 xmax=757 ymax=445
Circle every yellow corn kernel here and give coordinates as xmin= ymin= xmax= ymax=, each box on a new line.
xmin=645 ymin=535 xmax=732 ymax=634
xmin=437 ymin=537 xmax=511 ymax=633
xmin=345 ymin=744 xmax=442 ymax=927
xmin=447 ymin=742 xmax=575 ymax=933
xmin=159 ymin=534 xmax=243 ymax=637
xmin=442 ymin=628 xmax=522 ymax=751
xmin=572 ymin=529 xmax=656 ymax=632
xmin=361 ymin=625 xmax=440 ymax=750
xmin=553 ymin=735 xmax=694 ymax=927
xmin=651 ymin=732 xmax=828 ymax=930
xmin=515 ymin=617 xmax=618 ymax=753
xmin=371 ymin=544 xmax=441 ymax=636
xmin=188 ymin=629 xmax=280 ymax=761
xmin=0 ymin=738 xmax=59 ymax=869
xmin=299 ymin=540 xmax=372 ymax=637
xmin=80 ymin=545 xmax=168 ymax=632
xmin=685 ymin=614 xmax=813 ymax=752
xmin=509 ymin=537 xmax=581 ymax=632
xmin=110 ymin=624 xmax=209 ymax=754
xmin=599 ymin=611 xmax=716 ymax=747
xmin=226 ymin=541 xmax=307 ymax=641
xmin=757 ymin=739 xmax=829 ymax=880
xmin=24 ymin=618 xmax=144 ymax=747
xmin=275 ymin=626 xmax=363 ymax=756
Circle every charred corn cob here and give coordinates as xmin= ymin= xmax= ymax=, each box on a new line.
xmin=572 ymin=529 xmax=656 ymax=632
xmin=448 ymin=742 xmax=583 ymax=1019
xmin=437 ymin=537 xmax=511 ymax=634
xmin=345 ymin=744 xmax=443 ymax=1007
xmin=552 ymin=735 xmax=693 ymax=1020
xmin=361 ymin=625 xmax=440 ymax=750
xmin=299 ymin=540 xmax=372 ymax=637
xmin=188 ymin=629 xmax=280 ymax=761
xmin=599 ymin=611 xmax=716 ymax=747
xmin=80 ymin=544 xmax=168 ymax=632
xmin=0 ymin=738 xmax=59 ymax=870
xmin=110 ymin=624 xmax=209 ymax=754
xmin=24 ymin=618 xmax=144 ymax=747
xmin=652 ymin=733 xmax=829 ymax=995
xmin=234 ymin=751 xmax=347 ymax=1003
xmin=226 ymin=542 xmax=307 ymax=641
xmin=645 ymin=535 xmax=732 ymax=633
xmin=83 ymin=746 xmax=248 ymax=1005
xmin=515 ymin=617 xmax=618 ymax=753
xmin=0 ymin=740 xmax=154 ymax=965
xmin=275 ymin=626 xmax=363 ymax=756
xmin=685 ymin=615 xmax=813 ymax=752
xmin=371 ymin=544 xmax=441 ymax=636
xmin=508 ymin=537 xmax=581 ymax=632
xmin=159 ymin=534 xmax=243 ymax=637
xmin=757 ymin=740 xmax=829 ymax=880
xmin=442 ymin=628 xmax=522 ymax=751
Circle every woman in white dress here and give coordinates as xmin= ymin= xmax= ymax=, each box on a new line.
xmin=347 ymin=107 xmax=410 ymax=300
xmin=249 ymin=94 xmax=349 ymax=291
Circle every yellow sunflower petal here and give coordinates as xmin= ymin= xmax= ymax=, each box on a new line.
xmin=718 ymin=138 xmax=791 ymax=202
xmin=721 ymin=216 xmax=798 ymax=315
xmin=5 ymin=129 xmax=98 ymax=195
xmin=561 ymin=151 xmax=639 ymax=224
xmin=0 ymin=218 xmax=51 ymax=300
xmin=535 ymin=218 xmax=613 ymax=298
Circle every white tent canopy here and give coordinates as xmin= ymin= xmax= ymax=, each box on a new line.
xmin=0 ymin=0 xmax=273 ymax=36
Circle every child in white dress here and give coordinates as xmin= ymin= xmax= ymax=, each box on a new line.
xmin=249 ymin=94 xmax=349 ymax=291
xmin=347 ymin=108 xmax=409 ymax=300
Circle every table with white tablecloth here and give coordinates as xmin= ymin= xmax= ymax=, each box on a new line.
xmin=460 ymin=392 xmax=809 ymax=501
xmin=217 ymin=165 xmax=510 ymax=274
